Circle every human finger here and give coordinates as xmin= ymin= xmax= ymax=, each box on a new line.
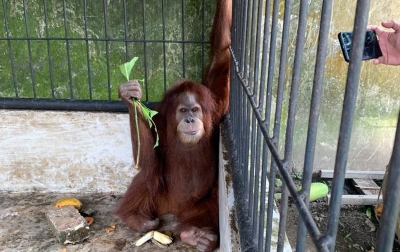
xmin=381 ymin=20 xmax=400 ymax=31
xmin=372 ymin=58 xmax=381 ymax=65
xmin=367 ymin=24 xmax=379 ymax=31
xmin=367 ymin=24 xmax=386 ymax=37
xmin=373 ymin=55 xmax=386 ymax=65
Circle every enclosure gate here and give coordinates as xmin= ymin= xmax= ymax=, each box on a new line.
xmin=1 ymin=0 xmax=400 ymax=252
xmin=226 ymin=0 xmax=400 ymax=251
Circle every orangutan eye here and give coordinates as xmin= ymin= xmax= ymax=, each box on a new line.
xmin=191 ymin=108 xmax=198 ymax=113
xmin=180 ymin=108 xmax=187 ymax=113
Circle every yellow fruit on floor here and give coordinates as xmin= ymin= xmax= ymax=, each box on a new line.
xmin=297 ymin=182 xmax=329 ymax=202
xmin=55 ymin=197 xmax=83 ymax=210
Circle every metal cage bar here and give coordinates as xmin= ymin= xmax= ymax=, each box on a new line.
xmin=296 ymin=1 xmax=333 ymax=251
xmin=62 ymin=0 xmax=74 ymax=99
xmin=0 ymin=0 xmax=211 ymax=112
xmin=226 ymin=0 xmax=400 ymax=251
xmin=44 ymin=0 xmax=55 ymax=99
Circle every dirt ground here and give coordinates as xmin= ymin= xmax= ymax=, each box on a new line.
xmin=0 ymin=192 xmax=201 ymax=252
xmin=283 ymin=177 xmax=400 ymax=252
xmin=2 ymin=182 xmax=400 ymax=252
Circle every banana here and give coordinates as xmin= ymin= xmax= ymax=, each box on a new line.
xmin=153 ymin=231 xmax=173 ymax=245
xmin=300 ymin=182 xmax=329 ymax=202
xmin=152 ymin=238 xmax=167 ymax=248
xmin=135 ymin=231 xmax=154 ymax=246
xmin=55 ymin=197 xmax=83 ymax=211
xmin=135 ymin=230 xmax=173 ymax=247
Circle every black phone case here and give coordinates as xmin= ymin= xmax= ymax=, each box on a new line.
xmin=338 ymin=30 xmax=382 ymax=62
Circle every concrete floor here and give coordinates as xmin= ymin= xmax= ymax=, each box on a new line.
xmin=0 ymin=192 xmax=202 ymax=252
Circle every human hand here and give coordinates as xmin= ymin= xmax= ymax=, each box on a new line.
xmin=367 ymin=20 xmax=400 ymax=65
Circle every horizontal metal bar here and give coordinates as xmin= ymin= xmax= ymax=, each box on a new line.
xmin=327 ymin=194 xmax=383 ymax=205
xmin=0 ymin=37 xmax=209 ymax=44
xmin=0 ymin=98 xmax=158 ymax=112
xmin=320 ymin=169 xmax=385 ymax=179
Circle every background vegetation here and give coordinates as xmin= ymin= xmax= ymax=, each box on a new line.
xmin=0 ymin=0 xmax=215 ymax=101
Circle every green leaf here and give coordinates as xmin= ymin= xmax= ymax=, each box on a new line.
xmin=136 ymin=100 xmax=159 ymax=148
xmin=119 ymin=57 xmax=139 ymax=81
xmin=119 ymin=57 xmax=159 ymax=149
xmin=366 ymin=207 xmax=372 ymax=219
xmin=275 ymin=178 xmax=282 ymax=187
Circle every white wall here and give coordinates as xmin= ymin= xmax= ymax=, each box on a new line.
xmin=0 ymin=109 xmax=137 ymax=193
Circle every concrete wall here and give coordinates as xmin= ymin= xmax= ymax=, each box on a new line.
xmin=0 ymin=109 xmax=136 ymax=193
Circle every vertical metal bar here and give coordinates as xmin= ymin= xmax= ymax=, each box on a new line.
xmin=248 ymin=0 xmax=261 ymax=211
xmin=241 ymin=0 xmax=251 ymax=194
xmin=258 ymin=141 xmax=269 ymax=251
xmin=83 ymin=0 xmax=93 ymax=100
xmin=43 ymin=0 xmax=55 ymax=99
xmin=181 ymin=0 xmax=186 ymax=78
xmin=226 ymin=115 xmax=256 ymax=252
xmin=251 ymin=126 xmax=262 ymax=239
xmin=242 ymin=0 xmax=252 ymax=80
xmin=243 ymin=0 xmax=256 ymax=209
xmin=123 ymin=0 xmax=128 ymax=62
xmin=63 ymin=0 xmax=73 ymax=99
xmin=241 ymin=108 xmax=249 ymax=190
xmin=248 ymin=0 xmax=258 ymax=93
xmin=253 ymin=0 xmax=264 ymax=106
xmin=22 ymin=0 xmax=36 ymax=98
xmin=162 ymin=0 xmax=167 ymax=90
xmin=201 ymin=0 xmax=205 ymax=83
xmin=2 ymin=0 xmax=18 ymax=97
xmin=263 ymin=0 xmax=279 ymax=249
xmin=228 ymin=47 xmax=257 ymax=252
xmin=251 ymin=0 xmax=266 ymax=221
xmin=248 ymin=123 xmax=257 ymax=220
xmin=102 ymin=0 xmax=111 ymax=100
xmin=257 ymin=0 xmax=271 ymax=119
xmin=241 ymin=0 xmax=251 ymax=190
xmin=295 ymin=0 xmax=329 ymax=250
xmin=265 ymin=0 xmax=278 ymax=116
xmin=376 ymin=112 xmax=400 ymax=252
xmin=142 ymin=0 xmax=149 ymax=101
xmin=276 ymin=0 xmax=292 ymax=250
xmin=250 ymin=0 xmax=265 ymax=232
xmin=238 ymin=0 xmax=248 ymax=74
xmin=278 ymin=1 xmax=307 ymax=248
xmin=265 ymin=158 xmax=277 ymax=252
xmin=327 ymin=1 xmax=371 ymax=251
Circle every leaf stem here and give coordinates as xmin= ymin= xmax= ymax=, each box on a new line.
xmin=134 ymin=100 xmax=141 ymax=169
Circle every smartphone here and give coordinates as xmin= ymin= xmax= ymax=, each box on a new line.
xmin=338 ymin=30 xmax=382 ymax=62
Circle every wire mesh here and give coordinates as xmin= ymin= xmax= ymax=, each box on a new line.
xmin=0 ymin=0 xmax=212 ymax=111
xmin=226 ymin=0 xmax=400 ymax=251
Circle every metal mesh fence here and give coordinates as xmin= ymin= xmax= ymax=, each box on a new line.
xmin=1 ymin=1 xmax=400 ymax=251
xmin=225 ymin=0 xmax=400 ymax=251
xmin=0 ymin=0 xmax=213 ymax=111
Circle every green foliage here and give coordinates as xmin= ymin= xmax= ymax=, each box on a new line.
xmin=120 ymin=57 xmax=160 ymax=168
xmin=0 ymin=0 xmax=213 ymax=101
xmin=120 ymin=57 xmax=139 ymax=82
xmin=136 ymin=100 xmax=159 ymax=148
xmin=119 ymin=58 xmax=159 ymax=146
xmin=365 ymin=207 xmax=372 ymax=219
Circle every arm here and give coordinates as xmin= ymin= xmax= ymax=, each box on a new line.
xmin=119 ymin=80 xmax=164 ymax=194
xmin=203 ymin=0 xmax=232 ymax=119
xmin=119 ymin=80 xmax=158 ymax=169
xmin=367 ymin=20 xmax=400 ymax=65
